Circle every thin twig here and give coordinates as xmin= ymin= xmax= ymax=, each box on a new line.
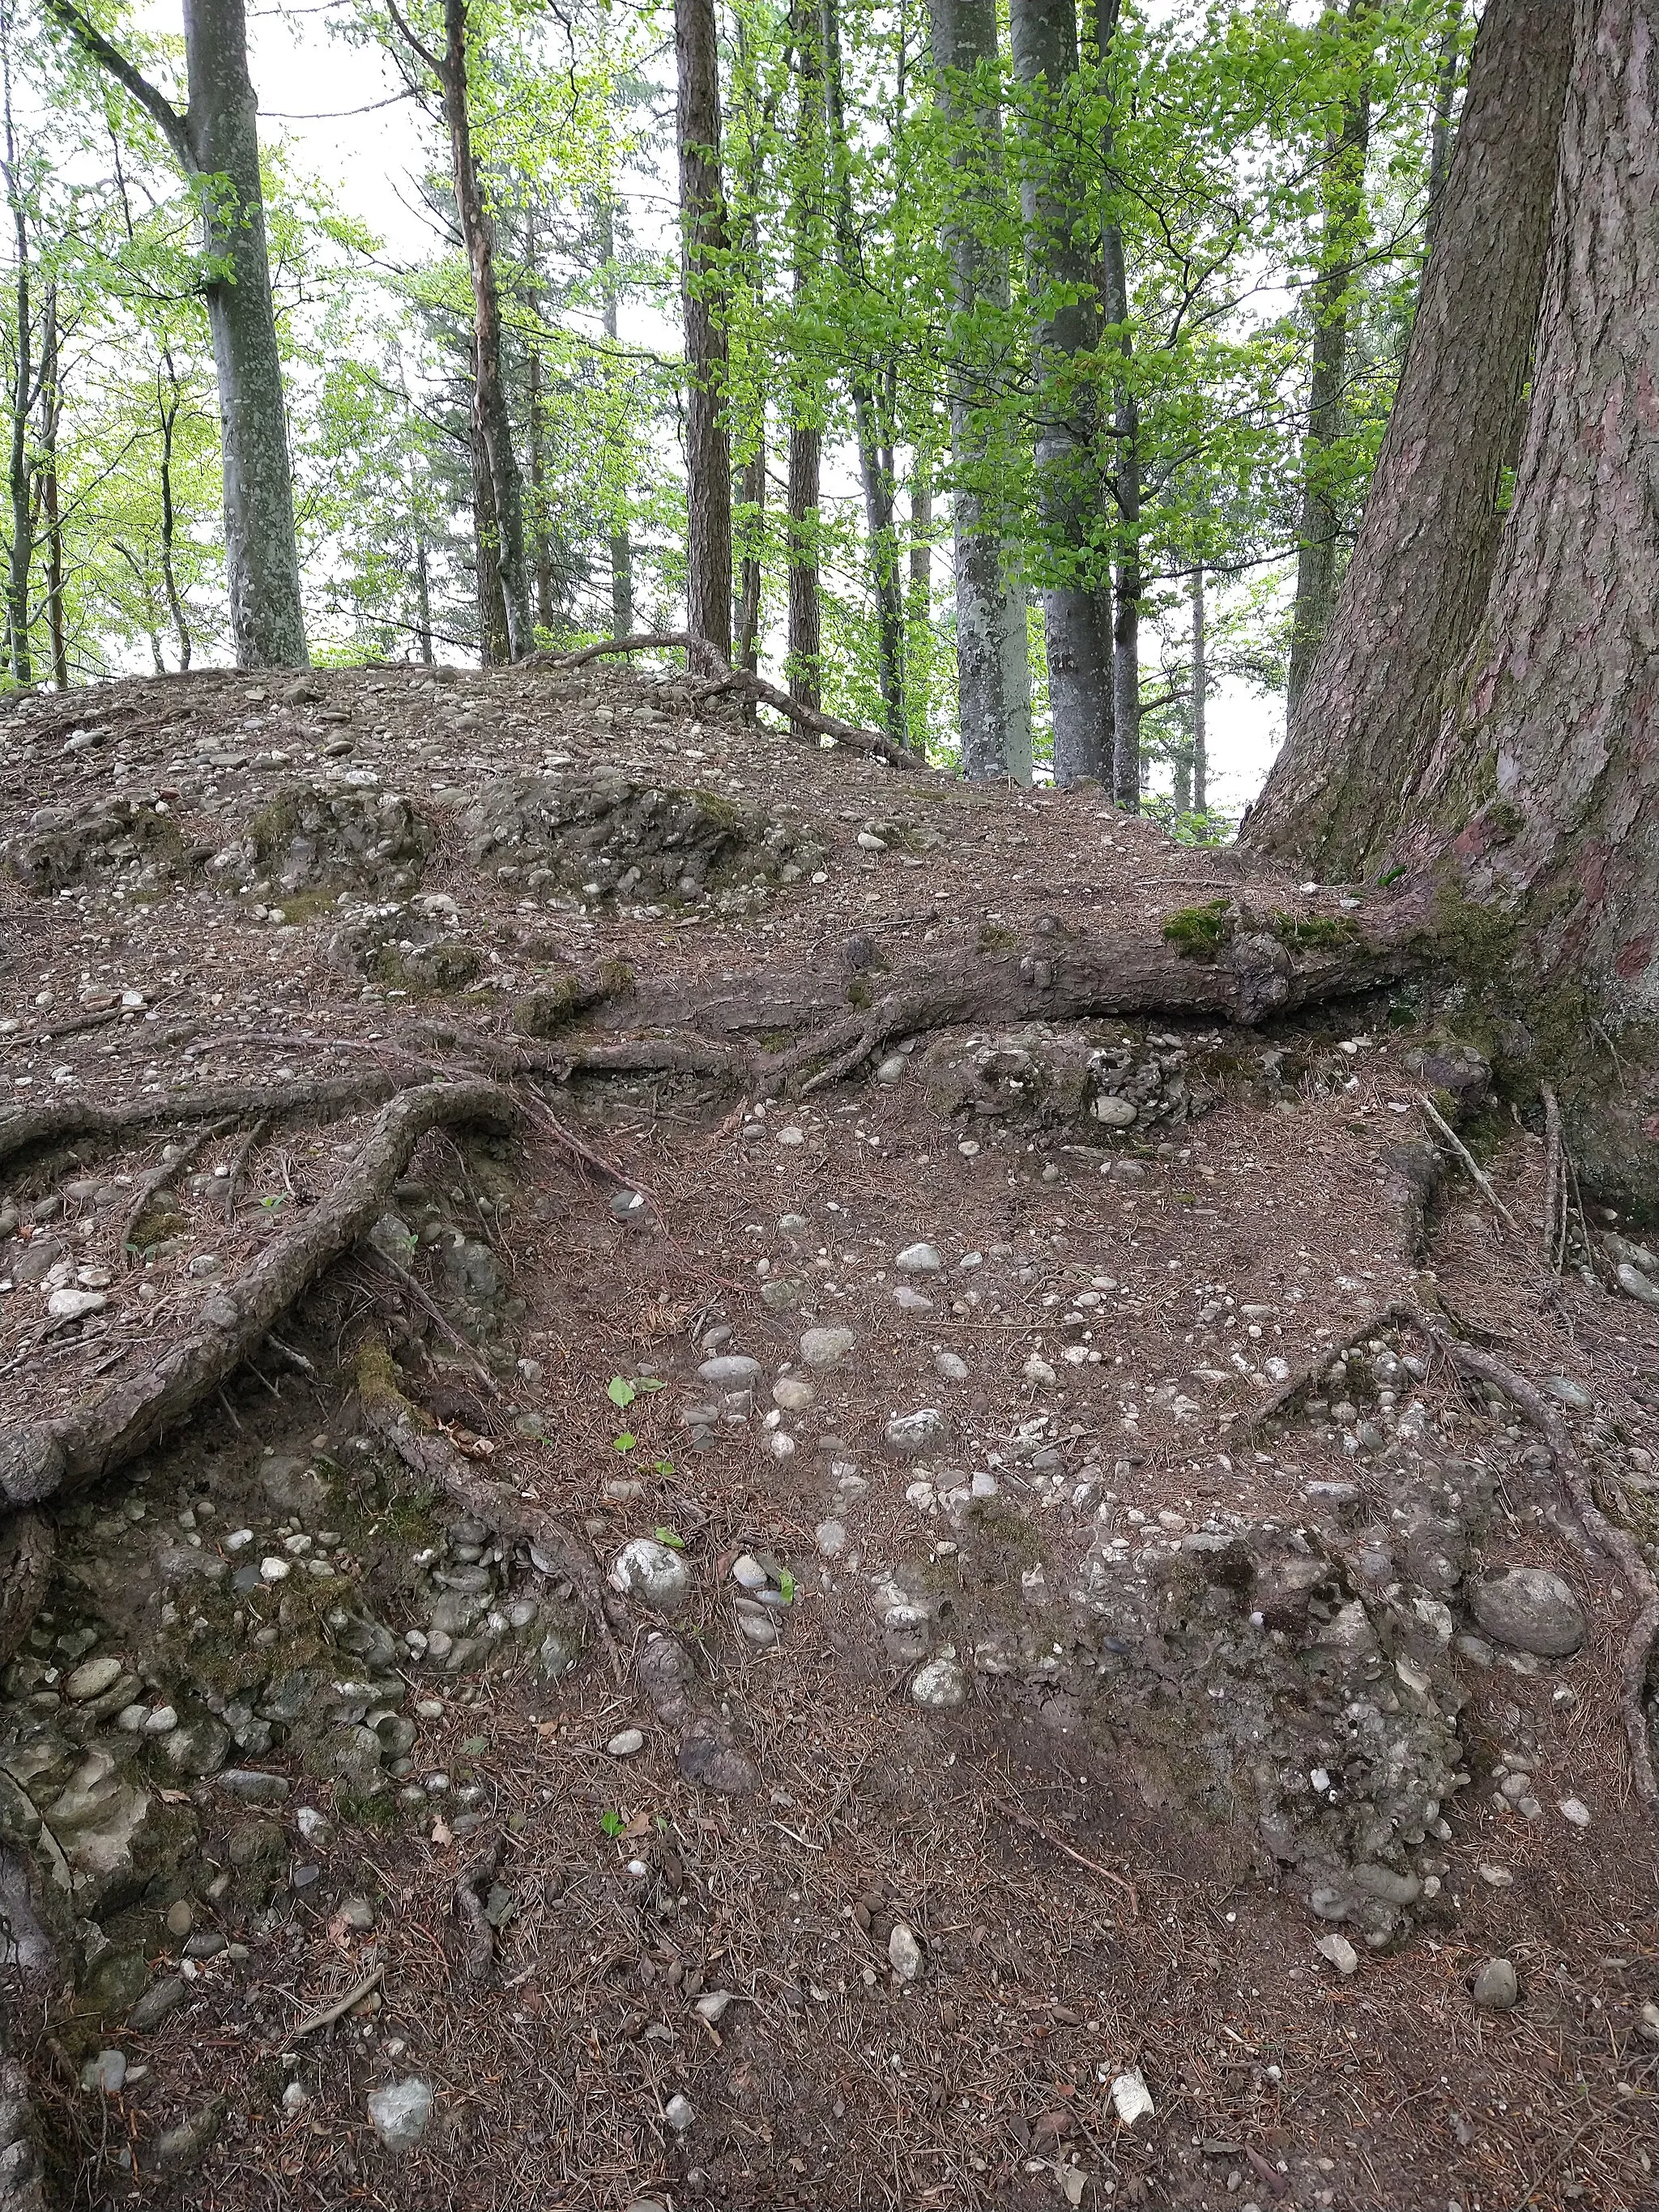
xmin=284 ymin=1963 xmax=385 ymax=2045
xmin=1418 ymin=1093 xmax=1523 ymax=1234
xmin=992 ymin=1795 xmax=1139 ymax=1916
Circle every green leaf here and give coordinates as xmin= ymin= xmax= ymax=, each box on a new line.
xmin=778 ymin=1567 xmax=796 ymax=1605
xmin=653 ymin=1456 xmax=675 ymax=1477
xmin=634 ymin=1376 xmax=666 ymax=1392
xmin=607 ymin=1377 xmax=638 ymax=1409
xmin=613 ymin=1432 xmax=636 ymax=1451
xmin=599 ymin=1809 xmax=625 ymax=1838
xmin=654 ymin=1526 xmax=684 ymax=1549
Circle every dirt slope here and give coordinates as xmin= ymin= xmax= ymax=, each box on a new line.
xmin=1 ymin=661 xmax=1655 ymax=2212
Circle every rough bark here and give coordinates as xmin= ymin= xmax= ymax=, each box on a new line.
xmin=1241 ymin=0 xmax=1572 ymax=875
xmin=786 ymin=0 xmax=823 ymax=710
xmin=597 ymin=193 xmax=634 ymax=638
xmin=1285 ymin=2 xmax=1371 ymax=718
xmin=438 ymin=0 xmax=534 ymax=663
xmin=1423 ymin=1 xmax=1463 ymax=261
xmin=1100 ymin=223 xmax=1139 ymax=808
xmin=1010 ymin=0 xmax=1110 ymax=787
xmin=676 ymin=0 xmax=732 ymax=667
xmin=928 ymin=0 xmax=1032 ymax=783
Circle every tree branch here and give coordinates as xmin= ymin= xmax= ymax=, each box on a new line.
xmin=42 ymin=0 xmax=194 ymax=173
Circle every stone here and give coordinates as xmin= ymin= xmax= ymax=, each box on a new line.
xmin=893 ymin=1286 xmax=934 ymax=1312
xmin=1023 ymin=1353 xmax=1056 ymax=1385
xmin=694 ymin=1990 xmax=733 ymax=2024
xmin=47 ymin=1287 xmax=107 ymax=1320
xmin=158 ymin=1717 xmax=230 ymax=1779
xmin=1471 ymin=1566 xmax=1587 ymax=1658
xmin=610 ymin=1189 xmax=648 ymax=1226
xmin=607 ymin=1728 xmax=646 ymax=1757
xmin=339 ymin=1895 xmax=376 ymax=1931
xmin=367 ymin=2077 xmax=434 ymax=2151
xmin=885 ymin=1409 xmax=949 ymax=1457
xmin=1316 ymin=1933 xmax=1358 ymax=1976
xmin=65 ymin=1656 xmax=124 ymax=1703
xmin=895 ymin=1242 xmax=943 ymax=1274
xmin=1471 ymin=1957 xmax=1519 ymax=2012
xmin=142 ymin=1706 xmax=180 ymax=1735
xmin=1092 ymin=1096 xmax=1138 ymax=1128
xmin=800 ymin=1326 xmax=855 ymax=1370
xmin=815 ymin=1520 xmax=847 ymax=1557
xmin=1476 ymin=1864 xmax=1514 ymax=1889
xmin=83 ymin=2048 xmax=126 ymax=2095
xmin=165 ymin=1900 xmax=194 ymax=1939
xmin=152 ymin=2094 xmax=228 ymax=2172
xmin=875 ymin=1055 xmax=906 ymax=1085
xmin=910 ymin=1656 xmax=966 ymax=1709
xmin=216 ymin=1769 xmax=290 ymax=1805
xmin=227 ymin=1818 xmax=286 ymax=1869
xmin=697 ymin=1354 xmax=761 ymax=1388
xmin=934 ymin=1351 xmax=969 ymax=1382
xmin=1109 ymin=2068 xmax=1155 ymax=2125
xmin=731 ymin=1554 xmax=770 ymax=1592
xmin=1557 ymin=1795 xmax=1593 ymax=1827
xmin=663 ymin=2092 xmax=697 ymax=2132
xmin=776 ymin=1125 xmax=805 ymax=1146
xmin=1541 ymin=1375 xmax=1593 ymax=1411
xmin=129 ymin=1975 xmax=190 ymax=2032
xmin=608 ymin=1538 xmax=692 ymax=1613
xmin=887 ymin=1922 xmax=924 ymax=1981
xmin=772 ymin=1375 xmax=816 ymax=1412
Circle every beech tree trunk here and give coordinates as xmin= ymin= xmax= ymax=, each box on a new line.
xmin=676 ymin=0 xmax=732 ymax=666
xmin=1190 ymin=560 xmax=1206 ymax=815
xmin=1100 ymin=221 xmax=1140 ymax=808
xmin=1242 ymin=0 xmax=1572 ymax=874
xmin=440 ymin=0 xmax=533 ymax=663
xmin=50 ymin=0 xmax=309 ymax=667
xmin=786 ymin=0 xmax=823 ymax=710
xmin=1010 ymin=0 xmax=1109 ymax=787
xmin=3 ymin=57 xmax=32 ymax=688
xmin=928 ymin=0 xmax=1032 ymax=784
xmin=1285 ymin=0 xmax=1371 ymax=717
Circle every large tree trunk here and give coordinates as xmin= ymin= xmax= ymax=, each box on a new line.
xmin=1284 ymin=1 xmax=1372 ymax=718
xmin=441 ymin=0 xmax=533 ymax=663
xmin=1010 ymin=0 xmax=1109 ymax=787
xmin=676 ymin=0 xmax=732 ymax=666
xmin=1241 ymin=0 xmax=1572 ymax=875
xmin=785 ymin=0 xmax=823 ymax=711
xmin=928 ymin=0 xmax=1033 ymax=784
xmin=1100 ymin=220 xmax=1140 ymax=809
xmin=48 ymin=0 xmax=309 ymax=667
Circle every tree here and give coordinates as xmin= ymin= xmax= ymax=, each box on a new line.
xmin=1242 ymin=0 xmax=1573 ymax=874
xmin=928 ymin=0 xmax=1032 ymax=783
xmin=1009 ymin=0 xmax=1109 ymax=786
xmin=1284 ymin=0 xmax=1372 ymax=716
xmin=676 ymin=0 xmax=731 ymax=665
xmin=385 ymin=0 xmax=535 ymax=663
xmin=45 ymin=0 xmax=308 ymax=667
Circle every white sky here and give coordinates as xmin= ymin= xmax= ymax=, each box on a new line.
xmin=242 ymin=2 xmax=1285 ymax=808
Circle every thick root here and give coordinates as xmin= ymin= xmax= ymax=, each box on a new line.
xmin=0 ymin=1079 xmax=518 ymax=1509
xmin=0 ymin=1072 xmax=401 ymax=1177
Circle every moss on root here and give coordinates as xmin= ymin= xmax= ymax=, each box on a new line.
xmin=1162 ymin=901 xmax=1233 ymax=959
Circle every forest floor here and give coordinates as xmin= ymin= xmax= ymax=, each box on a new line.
xmin=1 ymin=657 xmax=1657 ymax=2212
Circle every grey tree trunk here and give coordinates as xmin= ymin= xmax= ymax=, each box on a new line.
xmin=49 ymin=0 xmax=309 ymax=667
xmin=1010 ymin=0 xmax=1108 ymax=786
xmin=928 ymin=0 xmax=1032 ymax=783
xmin=786 ymin=0 xmax=823 ymax=710
xmin=440 ymin=0 xmax=533 ymax=663
xmin=1099 ymin=221 xmax=1140 ymax=808
xmin=822 ymin=0 xmax=905 ymax=744
xmin=597 ymin=192 xmax=634 ymax=637
xmin=40 ymin=292 xmax=66 ymax=690
xmin=2 ymin=52 xmax=32 ymax=688
xmin=1190 ymin=560 xmax=1206 ymax=816
xmin=1285 ymin=1 xmax=1372 ymax=715
xmin=676 ymin=0 xmax=732 ymax=665
xmin=1240 ymin=0 xmax=1572 ymax=874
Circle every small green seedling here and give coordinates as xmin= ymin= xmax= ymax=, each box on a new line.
xmin=599 ymin=1809 xmax=626 ymax=1839
xmin=613 ymin=1432 xmax=636 ymax=1452
xmin=654 ymin=1526 xmax=684 ymax=1549
xmin=778 ymin=1567 xmax=797 ymax=1605
xmin=607 ymin=1375 xmax=667 ymax=1409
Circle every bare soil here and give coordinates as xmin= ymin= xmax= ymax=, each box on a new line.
xmin=1 ymin=660 xmax=1655 ymax=2212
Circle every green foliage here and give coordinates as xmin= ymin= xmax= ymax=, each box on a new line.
xmin=1162 ymin=900 xmax=1233 ymax=957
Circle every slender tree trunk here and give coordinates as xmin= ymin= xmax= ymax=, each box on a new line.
xmin=1285 ymin=0 xmax=1372 ymax=716
xmin=2 ymin=27 xmax=32 ymax=687
xmin=1241 ymin=0 xmax=1572 ymax=873
xmin=822 ymin=0 xmax=905 ymax=744
xmin=471 ymin=416 xmax=510 ymax=665
xmin=1423 ymin=2 xmax=1463 ymax=260
xmin=1010 ymin=0 xmax=1108 ymax=786
xmin=525 ymin=212 xmax=552 ymax=639
xmin=38 ymin=287 xmax=64 ymax=689
xmin=597 ymin=192 xmax=634 ymax=638
xmin=439 ymin=0 xmax=532 ymax=663
xmin=1099 ymin=221 xmax=1141 ymax=808
xmin=909 ymin=463 xmax=932 ymax=612
xmin=676 ymin=0 xmax=731 ymax=665
xmin=736 ymin=445 xmax=764 ymax=676
xmin=928 ymin=0 xmax=1032 ymax=783
xmin=49 ymin=0 xmax=309 ymax=666
xmin=156 ymin=350 xmax=192 ymax=671
xmin=1190 ymin=560 xmax=1206 ymax=816
xmin=413 ymin=532 xmax=434 ymax=664
xmin=786 ymin=0 xmax=822 ymax=710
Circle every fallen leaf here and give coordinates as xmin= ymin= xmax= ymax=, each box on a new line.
xmin=430 ymin=1817 xmax=454 ymax=1847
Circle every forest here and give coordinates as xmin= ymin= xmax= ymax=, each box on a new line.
xmin=2 ymin=0 xmax=1467 ymax=817
xmin=0 ymin=0 xmax=1657 ymax=2207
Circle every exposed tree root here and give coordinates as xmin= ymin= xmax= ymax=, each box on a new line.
xmin=353 ymin=1341 xmax=623 ymax=1683
xmin=0 ymin=1517 xmax=53 ymax=1676
xmin=0 ymin=1072 xmax=402 ymax=1177
xmin=0 ymin=1079 xmax=517 ymax=1509
xmin=536 ymin=629 xmax=917 ymax=769
xmin=117 ymin=1117 xmax=237 ymax=1264
xmin=452 ymin=1835 xmax=504 ymax=1988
